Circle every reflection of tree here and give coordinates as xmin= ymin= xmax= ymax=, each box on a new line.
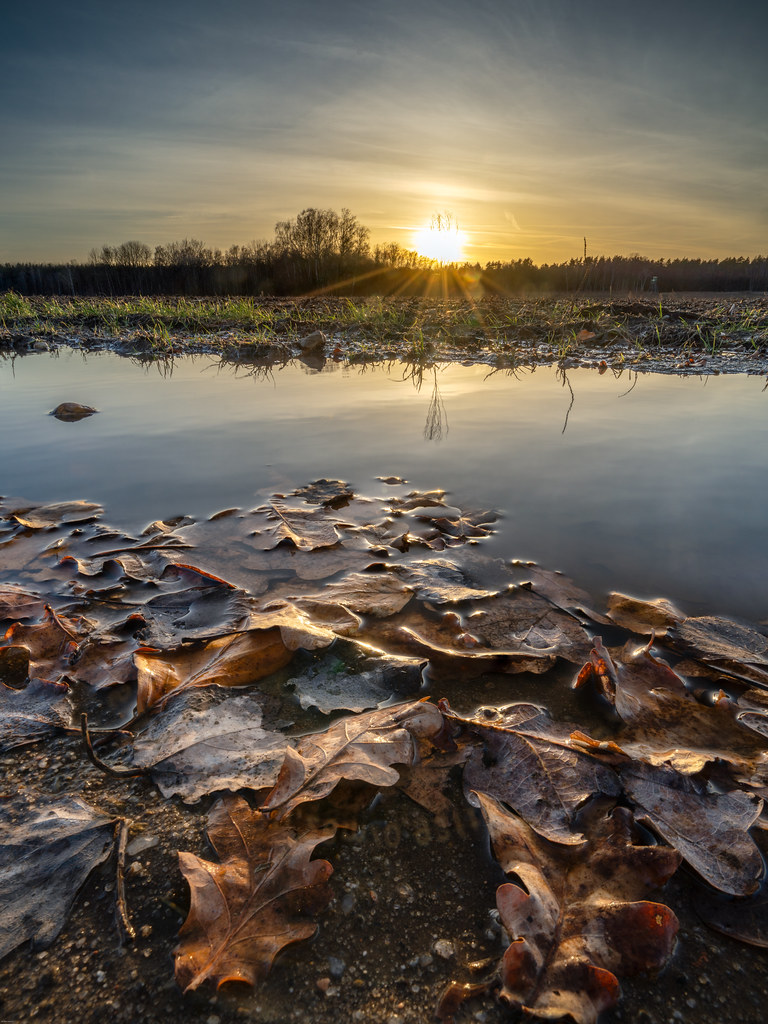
xmin=424 ymin=368 xmax=448 ymax=442
xmin=556 ymin=365 xmax=575 ymax=435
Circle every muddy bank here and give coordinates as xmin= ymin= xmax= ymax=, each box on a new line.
xmin=2 ymin=294 xmax=768 ymax=376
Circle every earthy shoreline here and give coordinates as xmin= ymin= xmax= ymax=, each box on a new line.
xmin=2 ymin=293 xmax=768 ymax=376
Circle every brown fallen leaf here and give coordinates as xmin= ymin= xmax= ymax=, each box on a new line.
xmin=667 ymin=615 xmax=768 ymax=687
xmin=175 ymin=794 xmax=334 ymax=991
xmin=2 ymin=605 xmax=85 ymax=682
xmin=475 ymin=792 xmax=680 ymax=1024
xmin=575 ymin=638 xmax=768 ymax=773
xmin=606 ymin=592 xmax=684 ymax=636
xmin=619 ymin=759 xmax=764 ymax=896
xmin=390 ymin=559 xmax=497 ymax=604
xmin=456 ymin=703 xmax=620 ymax=843
xmin=0 ymin=584 xmax=46 ymax=621
xmin=7 ymin=501 xmax=103 ymax=530
xmin=260 ymin=699 xmax=445 ymax=818
xmin=0 ymin=678 xmax=71 ymax=751
xmin=134 ymin=629 xmax=294 ymax=713
xmin=506 ymin=561 xmax=611 ymax=626
xmin=695 ymin=882 xmax=768 ymax=948
xmin=257 ymin=501 xmax=342 ymax=551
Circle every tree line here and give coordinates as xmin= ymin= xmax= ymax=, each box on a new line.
xmin=2 ymin=207 xmax=767 ymax=295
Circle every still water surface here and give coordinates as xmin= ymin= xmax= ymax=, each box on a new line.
xmin=2 ymin=350 xmax=767 ymax=620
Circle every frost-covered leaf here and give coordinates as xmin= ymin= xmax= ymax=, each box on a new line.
xmin=175 ymin=794 xmax=333 ymax=991
xmin=130 ymin=690 xmax=289 ymax=802
xmin=0 ymin=796 xmax=116 ymax=959
xmin=620 ymin=759 xmax=764 ymax=896
xmin=458 ymin=703 xmax=620 ymax=843
xmin=506 ymin=561 xmax=611 ymax=625
xmin=2 ymin=605 xmax=84 ymax=682
xmin=668 ymin=615 xmax=768 ymax=687
xmin=261 ymin=699 xmax=445 ymax=817
xmin=477 ymin=793 xmax=680 ymax=1024
xmin=0 ymin=678 xmax=71 ymax=751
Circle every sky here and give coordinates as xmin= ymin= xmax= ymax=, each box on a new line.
xmin=1 ymin=0 xmax=767 ymax=265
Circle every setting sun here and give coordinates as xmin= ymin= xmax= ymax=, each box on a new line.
xmin=413 ymin=214 xmax=467 ymax=264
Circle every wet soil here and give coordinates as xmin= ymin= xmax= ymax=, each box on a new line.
xmin=2 ymin=294 xmax=768 ymax=377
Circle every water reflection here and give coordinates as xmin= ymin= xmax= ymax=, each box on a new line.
xmin=2 ymin=351 xmax=768 ymax=621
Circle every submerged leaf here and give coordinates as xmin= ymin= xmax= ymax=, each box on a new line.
xmin=0 ymin=796 xmax=116 ymax=959
xmin=257 ymin=501 xmax=342 ymax=551
xmin=175 ymin=794 xmax=333 ymax=991
xmin=0 ymin=584 xmax=46 ymax=621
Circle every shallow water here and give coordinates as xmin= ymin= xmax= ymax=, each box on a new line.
xmin=2 ymin=350 xmax=767 ymax=620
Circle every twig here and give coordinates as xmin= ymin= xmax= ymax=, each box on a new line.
xmin=80 ymin=714 xmax=146 ymax=778
xmin=115 ymin=819 xmax=136 ymax=942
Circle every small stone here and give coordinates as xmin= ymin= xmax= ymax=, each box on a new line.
xmin=433 ymin=939 xmax=456 ymax=960
xmin=316 ymin=977 xmax=331 ymax=994
xmin=298 ymin=330 xmax=327 ymax=353
xmin=126 ymin=834 xmax=160 ymax=857
xmin=341 ymin=892 xmax=356 ymax=914
xmin=328 ymin=956 xmax=346 ymax=979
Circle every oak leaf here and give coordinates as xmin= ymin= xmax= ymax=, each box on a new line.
xmin=175 ymin=794 xmax=333 ymax=991
xmin=478 ymin=792 xmax=680 ymax=1024
xmin=261 ymin=699 xmax=445 ymax=817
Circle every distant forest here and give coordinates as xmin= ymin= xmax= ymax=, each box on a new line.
xmin=2 ymin=207 xmax=767 ymax=296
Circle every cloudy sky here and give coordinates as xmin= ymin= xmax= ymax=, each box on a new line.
xmin=2 ymin=0 xmax=766 ymax=265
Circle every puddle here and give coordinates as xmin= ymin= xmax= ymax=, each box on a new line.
xmin=2 ymin=351 xmax=768 ymax=620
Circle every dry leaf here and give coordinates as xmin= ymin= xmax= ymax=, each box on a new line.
xmin=261 ymin=699 xmax=445 ymax=817
xmin=477 ymin=793 xmax=679 ymax=1024
xmin=175 ymin=794 xmax=333 ymax=991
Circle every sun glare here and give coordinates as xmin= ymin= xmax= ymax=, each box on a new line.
xmin=413 ymin=218 xmax=467 ymax=264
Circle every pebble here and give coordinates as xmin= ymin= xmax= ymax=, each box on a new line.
xmin=433 ymin=939 xmax=456 ymax=960
xmin=126 ymin=834 xmax=160 ymax=857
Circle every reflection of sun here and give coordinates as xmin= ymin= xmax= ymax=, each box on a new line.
xmin=413 ymin=222 xmax=467 ymax=263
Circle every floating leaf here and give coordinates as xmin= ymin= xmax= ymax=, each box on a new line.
xmin=49 ymin=402 xmax=98 ymax=421
xmin=606 ymin=592 xmax=684 ymax=636
xmin=175 ymin=794 xmax=333 ymax=991
xmin=261 ymin=699 xmax=445 ymax=818
xmin=0 ymin=796 xmax=116 ymax=959
xmin=477 ymin=793 xmax=680 ymax=1024
xmin=296 ymin=570 xmax=414 ymax=618
xmin=695 ymin=883 xmax=768 ymax=948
